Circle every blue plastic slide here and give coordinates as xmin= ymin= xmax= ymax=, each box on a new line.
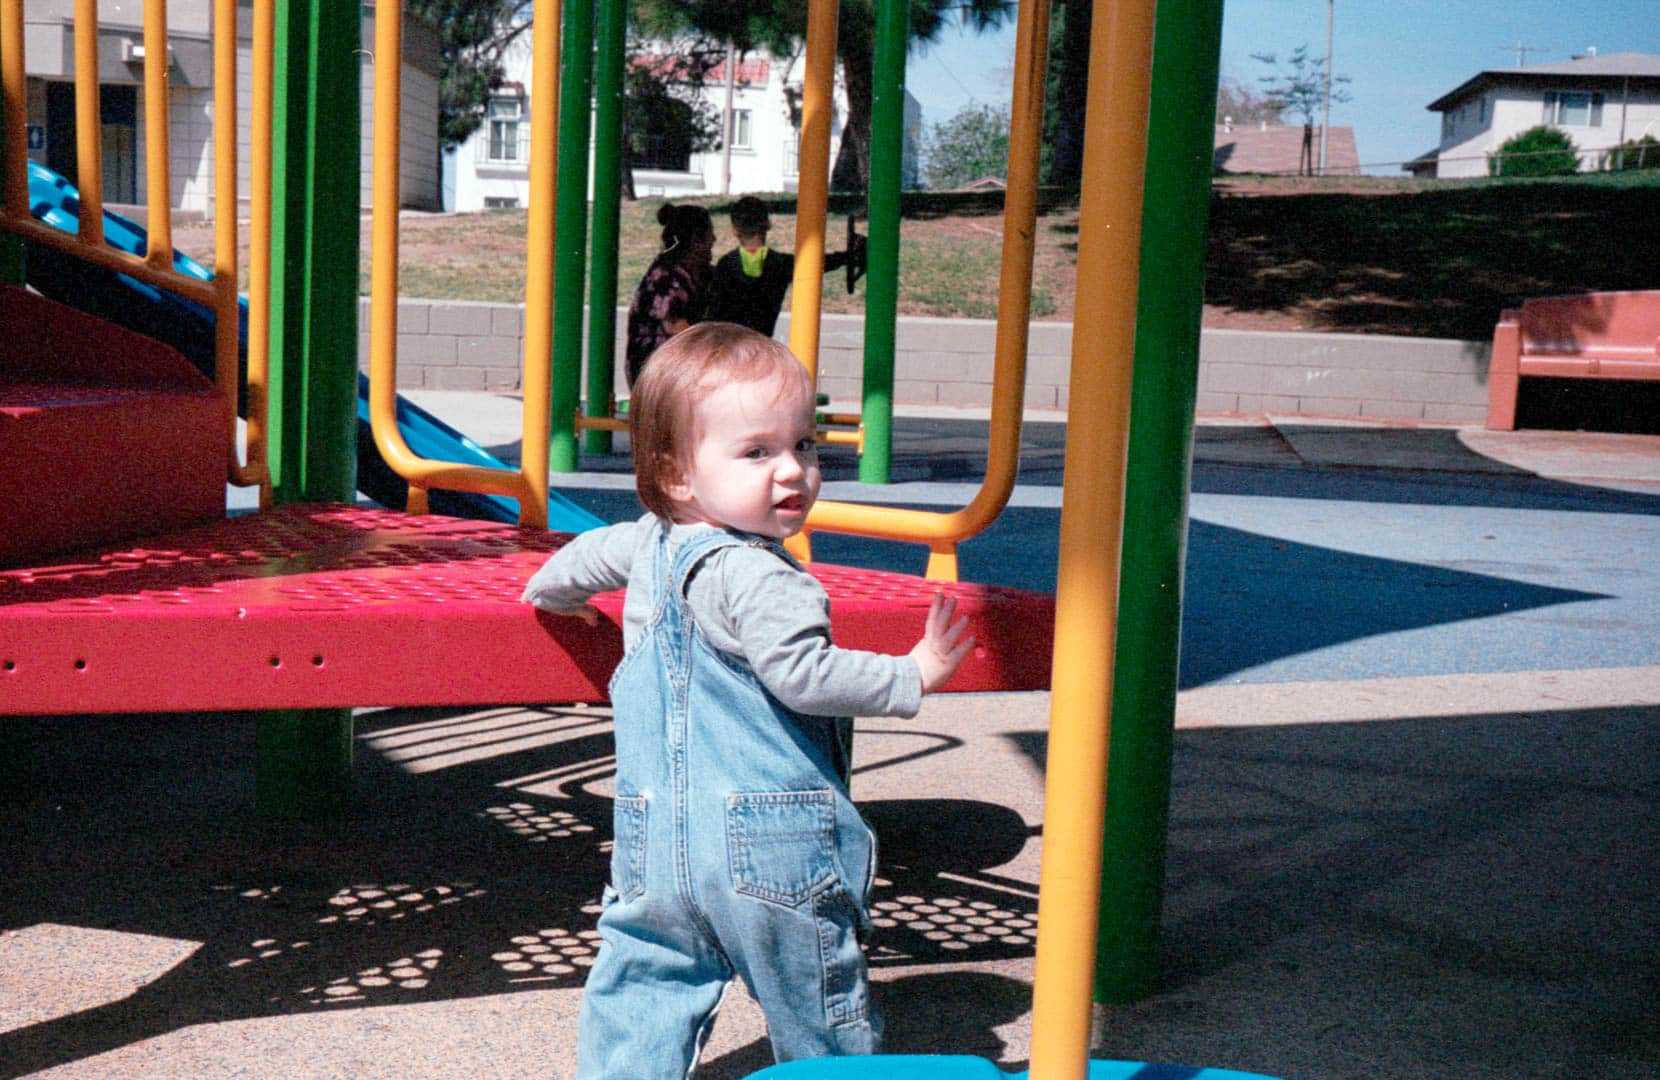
xmin=21 ymin=162 xmax=601 ymax=532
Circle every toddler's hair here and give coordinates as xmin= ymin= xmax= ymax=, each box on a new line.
xmin=657 ymin=203 xmax=713 ymax=253
xmin=632 ymin=321 xmax=812 ymax=522
xmin=729 ymin=196 xmax=770 ymax=237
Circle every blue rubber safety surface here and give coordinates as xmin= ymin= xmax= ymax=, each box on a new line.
xmin=559 ymin=459 xmax=1660 ymax=688
xmin=749 ymin=1055 xmax=1280 ymax=1079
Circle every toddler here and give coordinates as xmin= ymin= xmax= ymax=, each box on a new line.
xmin=522 ymin=321 xmax=972 ymax=1077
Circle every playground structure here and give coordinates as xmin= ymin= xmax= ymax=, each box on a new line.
xmin=0 ymin=0 xmax=1253 ymax=1077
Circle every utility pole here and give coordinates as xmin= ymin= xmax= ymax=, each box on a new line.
xmin=1320 ymin=0 xmax=1333 ymax=175
xmin=720 ymin=46 xmax=737 ymax=195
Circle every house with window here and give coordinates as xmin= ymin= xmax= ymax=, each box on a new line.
xmin=1407 ymin=50 xmax=1660 ymax=178
xmin=447 ymin=36 xmax=922 ymax=212
xmin=17 ymin=1 xmax=441 ymax=216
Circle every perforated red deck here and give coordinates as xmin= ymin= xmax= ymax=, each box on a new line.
xmin=1 ymin=505 xmax=1053 ymax=715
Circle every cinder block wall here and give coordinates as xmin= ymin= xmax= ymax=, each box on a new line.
xmin=360 ymin=300 xmax=1494 ymax=423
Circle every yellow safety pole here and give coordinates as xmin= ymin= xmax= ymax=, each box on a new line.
xmin=141 ymin=0 xmax=172 ymax=268
xmin=794 ymin=0 xmax=1050 ymax=580
xmin=213 ymin=0 xmax=262 ymax=490
xmin=366 ymin=0 xmax=548 ymax=521
xmin=1026 ymin=0 xmax=1155 ymax=1076
xmin=0 ymin=0 xmax=24 ymax=219
xmin=72 ymin=0 xmax=105 ymax=245
xmin=787 ymin=0 xmax=837 ymax=378
xmin=517 ymin=0 xmax=561 ymax=528
xmin=240 ymin=0 xmax=274 ymax=499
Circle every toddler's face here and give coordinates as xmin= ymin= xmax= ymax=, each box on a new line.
xmin=669 ymin=371 xmax=820 ymax=540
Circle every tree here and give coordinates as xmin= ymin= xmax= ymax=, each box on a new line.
xmin=1489 ymin=126 xmax=1580 ymax=178
xmin=1216 ymin=75 xmax=1282 ymax=126
xmin=634 ymin=0 xmax=1016 ymax=194
xmin=410 ymin=0 xmax=524 ymax=151
xmin=1252 ymin=45 xmax=1351 ymax=175
xmin=620 ymin=38 xmax=728 ymax=196
xmin=1044 ymin=0 xmax=1086 ymax=190
xmin=922 ymin=103 xmax=1010 ymax=189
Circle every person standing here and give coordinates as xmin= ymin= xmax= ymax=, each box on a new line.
xmin=707 ymin=196 xmax=864 ymax=339
xmin=625 ymin=203 xmax=716 ymax=386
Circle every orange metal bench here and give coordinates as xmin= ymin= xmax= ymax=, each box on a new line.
xmin=1486 ymin=289 xmax=1660 ymax=430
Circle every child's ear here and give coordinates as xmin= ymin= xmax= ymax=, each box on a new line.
xmin=662 ymin=457 xmax=694 ymax=504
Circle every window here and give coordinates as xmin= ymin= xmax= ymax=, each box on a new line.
xmin=484 ymin=196 xmax=519 ymax=210
xmin=487 ymin=96 xmax=525 ymax=162
xmin=729 ymin=108 xmax=753 ymax=150
xmin=1543 ymin=90 xmax=1604 ymax=127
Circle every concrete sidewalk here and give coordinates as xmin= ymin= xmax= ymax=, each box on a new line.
xmin=7 ymin=394 xmax=1659 ymax=1079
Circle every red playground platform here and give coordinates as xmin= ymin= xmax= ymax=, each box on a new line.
xmin=1 ymin=503 xmax=1054 ymax=716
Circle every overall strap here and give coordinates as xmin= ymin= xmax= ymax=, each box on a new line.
xmin=668 ymin=527 xmax=799 ymax=603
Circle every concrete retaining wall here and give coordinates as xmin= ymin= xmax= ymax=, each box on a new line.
xmin=359 ymin=299 xmax=1494 ymax=423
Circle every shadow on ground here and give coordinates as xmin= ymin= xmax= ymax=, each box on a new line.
xmin=3 ymin=700 xmax=1655 ymax=1079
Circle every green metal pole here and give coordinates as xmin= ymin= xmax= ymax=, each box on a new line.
xmin=258 ymin=0 xmax=363 ymax=818
xmin=1093 ymin=0 xmax=1223 ymax=1003
xmin=583 ymin=0 xmax=626 ymax=456
xmin=550 ymin=0 xmax=595 ymax=473
xmin=858 ymin=0 xmax=906 ymax=484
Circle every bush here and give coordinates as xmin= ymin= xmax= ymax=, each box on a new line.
xmin=1489 ymin=126 xmax=1580 ymax=177
xmin=1605 ymin=135 xmax=1660 ymax=171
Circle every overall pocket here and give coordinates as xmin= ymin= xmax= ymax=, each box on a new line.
xmin=725 ymin=790 xmax=837 ymax=907
xmin=610 ymin=794 xmax=648 ymax=901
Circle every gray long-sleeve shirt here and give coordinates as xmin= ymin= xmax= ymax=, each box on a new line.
xmin=522 ymin=514 xmax=923 ymax=719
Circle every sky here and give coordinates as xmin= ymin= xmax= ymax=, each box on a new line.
xmin=904 ymin=0 xmax=1660 ymax=175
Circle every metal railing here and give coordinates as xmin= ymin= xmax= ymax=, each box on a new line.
xmin=0 ymin=0 xmax=269 ymax=495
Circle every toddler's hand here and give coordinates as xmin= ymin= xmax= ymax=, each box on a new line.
xmin=910 ymin=592 xmax=975 ymax=694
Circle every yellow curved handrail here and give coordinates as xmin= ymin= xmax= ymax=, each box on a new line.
xmin=787 ymin=0 xmax=1051 ymax=580
xmin=0 ymin=0 xmax=265 ymax=494
xmin=366 ymin=0 xmax=556 ymax=528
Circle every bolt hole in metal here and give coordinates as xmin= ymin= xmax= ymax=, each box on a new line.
xmin=270 ymin=656 xmax=282 ymax=668
xmin=312 ymin=655 xmax=325 ymax=667
xmin=3 ymin=659 xmax=14 ymax=672
xmin=73 ymin=658 xmax=87 ymax=671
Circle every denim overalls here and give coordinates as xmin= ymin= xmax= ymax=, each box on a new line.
xmin=575 ymin=527 xmax=880 ymax=1079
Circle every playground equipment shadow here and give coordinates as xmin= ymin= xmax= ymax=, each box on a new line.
xmin=2 ymin=682 xmax=1655 ymax=1078
xmin=7 ymin=401 xmax=1658 ymax=1078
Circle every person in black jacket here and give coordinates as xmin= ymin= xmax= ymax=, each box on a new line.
xmin=707 ymin=197 xmax=865 ymax=339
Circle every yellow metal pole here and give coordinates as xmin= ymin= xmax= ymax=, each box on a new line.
xmin=366 ymin=0 xmax=545 ymax=516
xmin=142 ymin=0 xmax=173 ymax=268
xmin=1026 ymin=0 xmax=1156 ymax=1076
xmin=787 ymin=0 xmax=837 ymax=379
xmin=517 ymin=0 xmax=562 ymax=528
xmin=72 ymin=0 xmax=105 ymax=245
xmin=241 ymin=0 xmax=274 ymax=500
xmin=1 ymin=0 xmax=27 ymax=218
xmin=213 ymin=0 xmax=262 ymax=490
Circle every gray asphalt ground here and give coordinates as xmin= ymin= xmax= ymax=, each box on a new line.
xmin=5 ymin=397 xmax=1657 ymax=1079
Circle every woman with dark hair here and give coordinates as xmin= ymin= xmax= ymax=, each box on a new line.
xmin=624 ymin=203 xmax=715 ymax=386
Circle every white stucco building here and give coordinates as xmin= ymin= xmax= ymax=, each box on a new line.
xmin=448 ymin=37 xmax=922 ymax=212
xmin=1408 ymin=51 xmax=1660 ymax=178
xmin=18 ymin=1 xmax=442 ymax=216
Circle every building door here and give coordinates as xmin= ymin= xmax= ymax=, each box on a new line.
xmin=44 ymin=82 xmax=138 ymax=203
